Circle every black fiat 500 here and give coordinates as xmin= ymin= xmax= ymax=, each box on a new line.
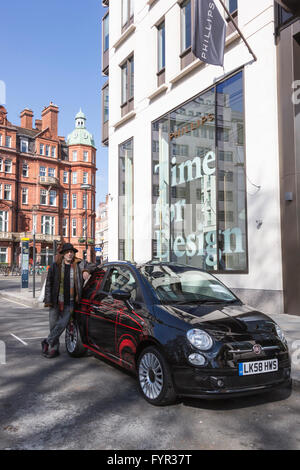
xmin=65 ymin=261 xmax=291 ymax=405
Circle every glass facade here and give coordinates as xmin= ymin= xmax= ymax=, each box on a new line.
xmin=152 ymin=71 xmax=247 ymax=272
xmin=119 ymin=138 xmax=134 ymax=261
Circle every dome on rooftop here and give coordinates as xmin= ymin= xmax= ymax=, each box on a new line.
xmin=67 ymin=109 xmax=95 ymax=148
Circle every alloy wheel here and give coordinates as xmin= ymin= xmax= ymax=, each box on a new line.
xmin=66 ymin=322 xmax=77 ymax=353
xmin=139 ymin=352 xmax=164 ymax=400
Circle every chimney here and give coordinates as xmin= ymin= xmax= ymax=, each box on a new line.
xmin=35 ymin=119 xmax=42 ymax=131
xmin=20 ymin=108 xmax=33 ymax=129
xmin=41 ymin=102 xmax=59 ymax=137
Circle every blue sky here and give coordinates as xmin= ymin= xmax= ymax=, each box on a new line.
xmin=1 ymin=0 xmax=108 ymax=205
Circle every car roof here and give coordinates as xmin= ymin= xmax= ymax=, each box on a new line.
xmin=98 ymin=260 xmax=207 ymax=273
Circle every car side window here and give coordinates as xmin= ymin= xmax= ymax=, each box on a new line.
xmin=103 ymin=266 xmax=138 ymax=301
xmin=82 ymin=267 xmax=108 ymax=300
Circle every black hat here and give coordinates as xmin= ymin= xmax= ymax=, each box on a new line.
xmin=59 ymin=243 xmax=78 ymax=254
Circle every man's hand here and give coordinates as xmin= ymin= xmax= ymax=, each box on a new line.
xmin=82 ymin=271 xmax=91 ymax=282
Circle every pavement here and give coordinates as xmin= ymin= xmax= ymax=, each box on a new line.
xmin=1 ymin=275 xmax=300 ymax=384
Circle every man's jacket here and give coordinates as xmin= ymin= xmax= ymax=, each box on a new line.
xmin=44 ymin=257 xmax=96 ymax=307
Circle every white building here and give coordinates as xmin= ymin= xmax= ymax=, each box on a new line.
xmin=101 ymin=0 xmax=300 ymax=315
xmin=95 ymin=195 xmax=109 ymax=262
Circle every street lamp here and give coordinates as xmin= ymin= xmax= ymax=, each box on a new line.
xmin=81 ymin=184 xmax=91 ymax=260
xmin=32 ymin=205 xmax=38 ymax=298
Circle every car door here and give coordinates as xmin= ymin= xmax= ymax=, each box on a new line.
xmin=113 ymin=267 xmax=146 ymax=369
xmin=87 ymin=265 xmax=132 ymax=360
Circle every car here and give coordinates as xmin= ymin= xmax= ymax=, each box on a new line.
xmin=65 ymin=261 xmax=291 ymax=406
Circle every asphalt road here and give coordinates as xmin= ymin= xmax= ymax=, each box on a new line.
xmin=0 ymin=298 xmax=300 ymax=451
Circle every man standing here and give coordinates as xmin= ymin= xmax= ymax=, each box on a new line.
xmin=41 ymin=243 xmax=95 ymax=358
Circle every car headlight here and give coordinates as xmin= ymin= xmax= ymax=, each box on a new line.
xmin=187 ymin=329 xmax=213 ymax=351
xmin=275 ymin=324 xmax=287 ymax=344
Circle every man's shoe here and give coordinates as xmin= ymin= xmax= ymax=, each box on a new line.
xmin=41 ymin=339 xmax=49 ymax=356
xmin=45 ymin=349 xmax=60 ymax=359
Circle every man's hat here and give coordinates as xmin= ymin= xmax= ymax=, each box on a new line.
xmin=59 ymin=243 xmax=78 ymax=254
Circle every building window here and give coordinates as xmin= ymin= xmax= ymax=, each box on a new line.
xmin=48 ymin=167 xmax=55 ymax=178
xmin=45 ymin=145 xmax=50 ymax=156
xmin=40 ymin=144 xmax=44 ymax=155
xmin=181 ymin=0 xmax=192 ymax=52
xmin=22 ymin=163 xmax=29 ymax=177
xmin=0 ymin=211 xmax=8 ymax=232
xmin=83 ymin=172 xmax=88 ymax=184
xmin=121 ymin=55 xmax=134 ymax=116
xmin=119 ymin=138 xmax=134 ymax=261
xmin=103 ymin=84 xmax=109 ymax=123
xmin=0 ymin=134 xmax=2 ymax=146
xmin=122 ymin=0 xmax=134 ymax=31
xmin=40 ymin=189 xmax=47 ymax=205
xmin=72 ymin=194 xmax=77 ymax=209
xmin=152 ymin=70 xmax=247 ymax=272
xmin=0 ymin=158 xmax=2 ymax=172
xmin=5 ymin=136 xmax=11 ymax=148
xmin=62 ymin=218 xmax=68 ymax=237
xmin=72 ymin=219 xmax=77 ymax=237
xmin=20 ymin=139 xmax=29 ymax=153
xmin=158 ymin=21 xmax=166 ymax=73
xmin=63 ymin=171 xmax=68 ymax=184
xmin=5 ymin=159 xmax=12 ymax=173
xmin=83 ymin=192 xmax=87 ymax=210
xmin=72 ymin=150 xmax=78 ymax=161
xmin=39 ymin=166 xmax=46 ymax=177
xmin=63 ymin=193 xmax=68 ymax=209
xmin=83 ymin=151 xmax=89 ymax=162
xmin=225 ymin=0 xmax=238 ymax=14
xmin=49 ymin=190 xmax=56 ymax=206
xmin=42 ymin=216 xmax=55 ymax=235
xmin=72 ymin=172 xmax=77 ymax=184
xmin=103 ymin=12 xmax=109 ymax=51
xmin=51 ymin=146 xmax=56 ymax=158
xmin=0 ymin=247 xmax=7 ymax=263
xmin=22 ymin=187 xmax=28 ymax=205
xmin=4 ymin=184 xmax=12 ymax=200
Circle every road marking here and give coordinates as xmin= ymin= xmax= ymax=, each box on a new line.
xmin=10 ymin=334 xmax=28 ymax=346
xmin=22 ymin=337 xmax=45 ymax=340
xmin=1 ymin=297 xmax=31 ymax=308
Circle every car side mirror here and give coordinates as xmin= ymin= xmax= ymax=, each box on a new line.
xmin=111 ymin=289 xmax=131 ymax=302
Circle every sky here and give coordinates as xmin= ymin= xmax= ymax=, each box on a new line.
xmin=1 ymin=0 xmax=108 ymax=206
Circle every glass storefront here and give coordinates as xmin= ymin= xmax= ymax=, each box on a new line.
xmin=152 ymin=70 xmax=247 ymax=272
xmin=119 ymin=138 xmax=134 ymax=261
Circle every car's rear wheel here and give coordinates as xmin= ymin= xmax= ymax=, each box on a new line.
xmin=65 ymin=320 xmax=87 ymax=357
xmin=137 ymin=346 xmax=176 ymax=406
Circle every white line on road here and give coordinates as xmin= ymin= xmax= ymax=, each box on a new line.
xmin=10 ymin=333 xmax=28 ymax=346
xmin=22 ymin=337 xmax=45 ymax=340
xmin=1 ymin=298 xmax=31 ymax=308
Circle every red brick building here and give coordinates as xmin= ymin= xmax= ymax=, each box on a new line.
xmin=0 ymin=103 xmax=97 ymax=266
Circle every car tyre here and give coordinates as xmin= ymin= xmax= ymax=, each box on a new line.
xmin=137 ymin=346 xmax=176 ymax=406
xmin=65 ymin=320 xmax=87 ymax=357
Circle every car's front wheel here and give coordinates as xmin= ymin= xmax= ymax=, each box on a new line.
xmin=65 ymin=320 xmax=87 ymax=357
xmin=137 ymin=346 xmax=176 ymax=406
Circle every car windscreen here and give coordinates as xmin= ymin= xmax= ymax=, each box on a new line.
xmin=139 ymin=264 xmax=237 ymax=304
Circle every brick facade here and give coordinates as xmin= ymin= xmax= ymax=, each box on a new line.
xmin=0 ymin=103 xmax=97 ymax=266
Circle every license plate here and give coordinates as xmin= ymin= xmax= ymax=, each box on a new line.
xmin=238 ymin=359 xmax=278 ymax=376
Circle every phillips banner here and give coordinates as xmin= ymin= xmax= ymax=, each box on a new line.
xmin=192 ymin=0 xmax=226 ymax=67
